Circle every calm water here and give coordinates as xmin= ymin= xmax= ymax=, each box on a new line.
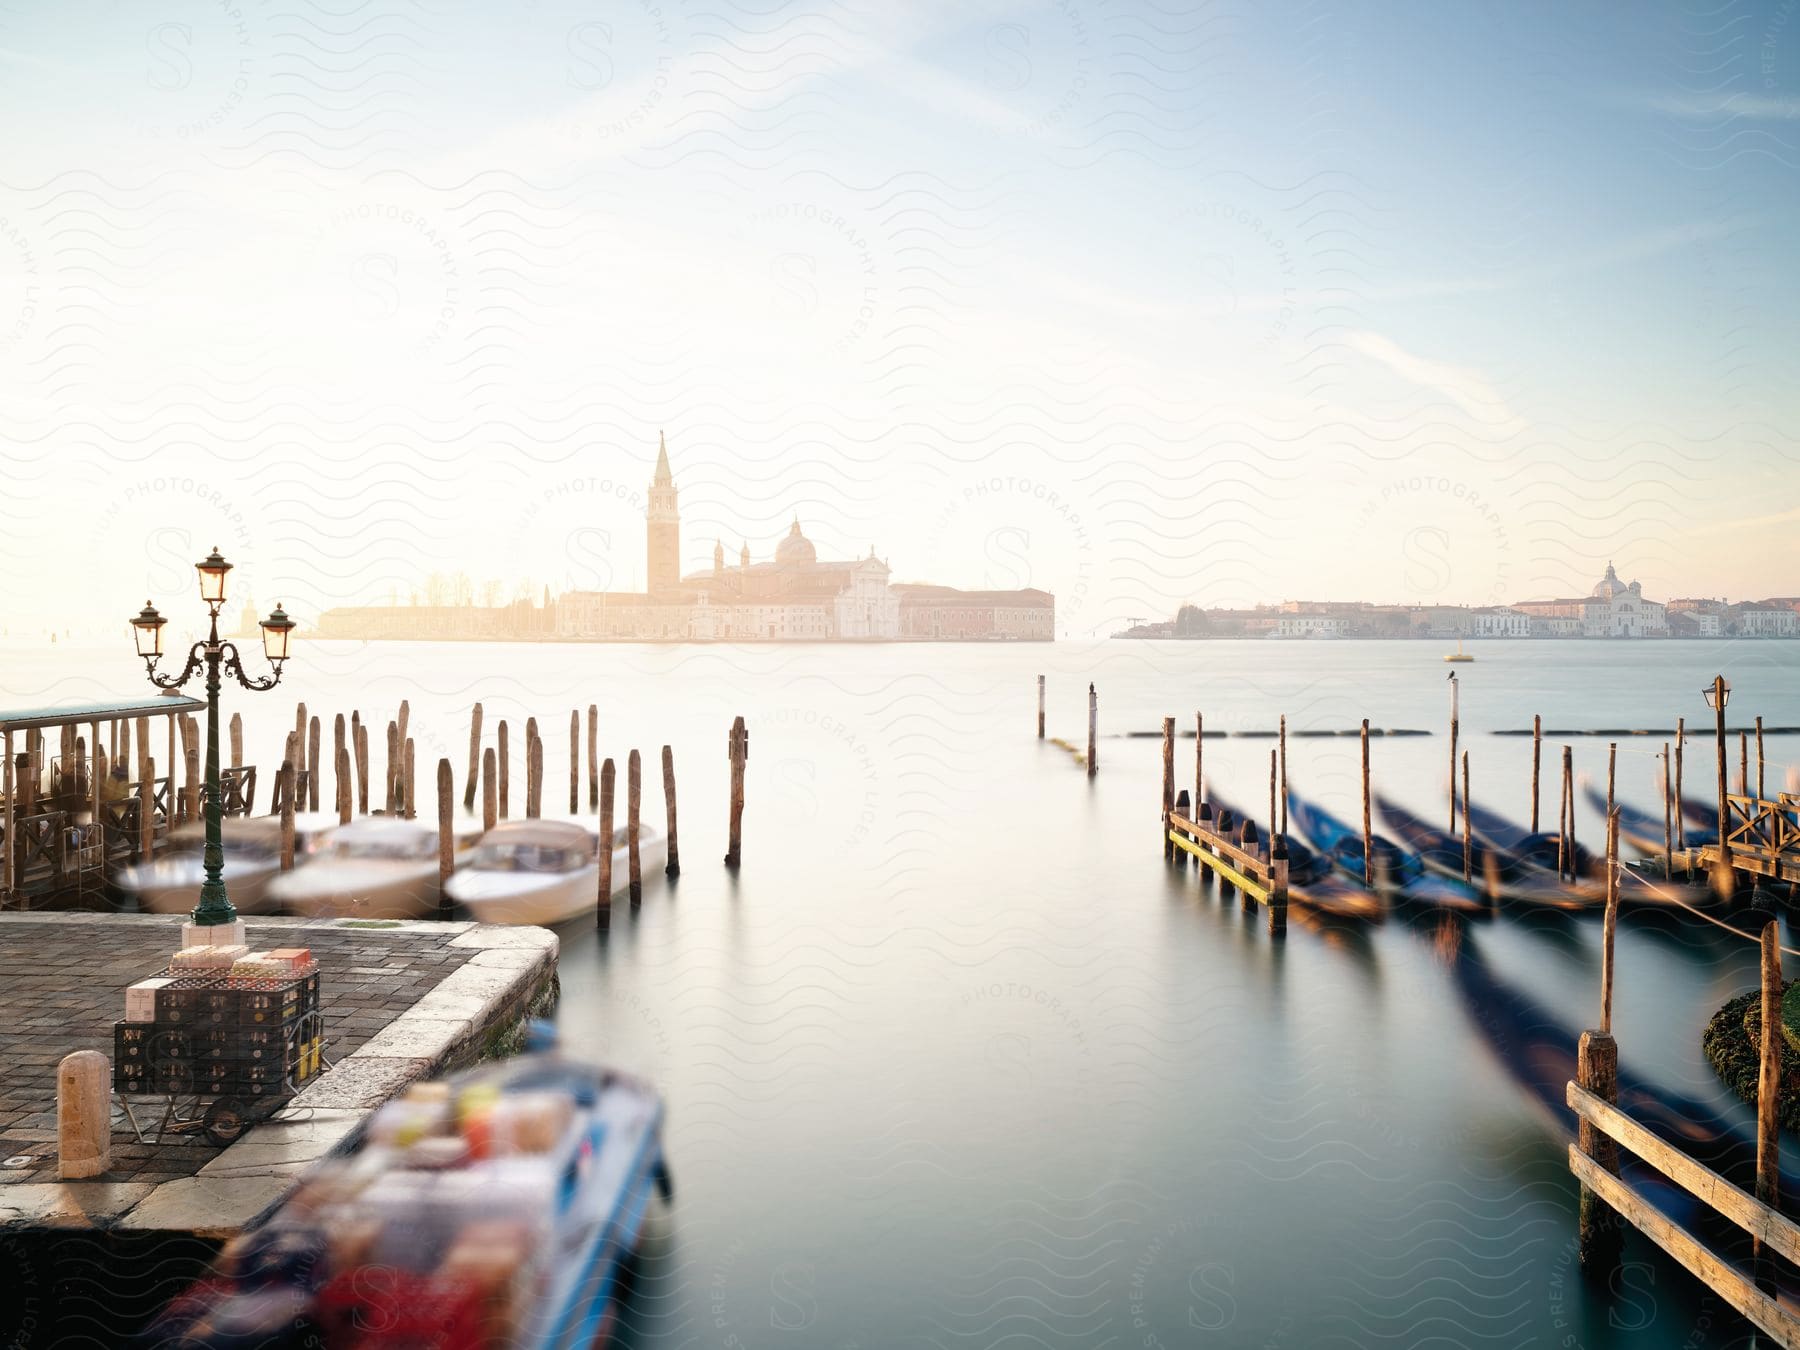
xmin=9 ymin=636 xmax=1800 ymax=1348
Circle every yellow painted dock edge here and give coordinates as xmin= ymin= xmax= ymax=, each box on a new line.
xmin=1169 ymin=829 xmax=1271 ymax=902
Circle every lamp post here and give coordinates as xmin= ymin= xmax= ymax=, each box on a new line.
xmin=1703 ymin=674 xmax=1732 ymax=889
xmin=130 ymin=548 xmax=296 ymax=928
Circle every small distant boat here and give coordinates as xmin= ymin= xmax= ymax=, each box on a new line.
xmin=448 ymin=818 xmax=667 ymax=926
xmin=1443 ymin=639 xmax=1474 ymax=663
xmin=115 ymin=814 xmax=339 ymax=915
xmin=268 ymin=816 xmax=480 ymax=920
xmin=1286 ymin=788 xmax=1487 ymax=914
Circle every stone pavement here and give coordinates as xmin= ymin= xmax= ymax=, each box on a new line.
xmin=0 ymin=913 xmax=557 ymax=1235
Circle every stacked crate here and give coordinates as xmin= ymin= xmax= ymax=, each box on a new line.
xmin=114 ymin=951 xmax=323 ymax=1103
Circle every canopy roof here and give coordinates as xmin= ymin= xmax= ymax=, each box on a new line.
xmin=0 ymin=694 xmax=205 ymax=734
xmin=479 ymin=819 xmax=594 ymax=848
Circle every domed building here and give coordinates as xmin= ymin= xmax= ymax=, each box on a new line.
xmin=1513 ymin=562 xmax=1666 ymax=637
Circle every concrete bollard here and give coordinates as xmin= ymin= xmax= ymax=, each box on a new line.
xmin=58 ymin=1050 xmax=110 ymax=1179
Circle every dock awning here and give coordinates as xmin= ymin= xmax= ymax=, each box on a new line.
xmin=0 ymin=694 xmax=206 ymax=734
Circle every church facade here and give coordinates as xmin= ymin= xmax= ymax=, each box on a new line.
xmin=552 ymin=435 xmax=1053 ymax=642
xmin=1511 ymin=563 xmax=1668 ymax=637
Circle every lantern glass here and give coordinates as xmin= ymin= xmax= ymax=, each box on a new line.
xmin=1703 ymin=678 xmax=1732 ymax=711
xmin=131 ymin=602 xmax=166 ymax=659
xmin=260 ymin=603 xmax=296 ymax=663
xmin=196 ymin=547 xmax=233 ymax=605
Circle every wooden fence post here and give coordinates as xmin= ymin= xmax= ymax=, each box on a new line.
xmin=587 ymin=704 xmax=598 ymax=810
xmin=307 ymin=716 xmax=321 ymax=812
xmin=597 ymin=758 xmax=615 ymax=916
xmin=1161 ymin=718 xmax=1175 ymax=859
xmin=1758 ymin=920 xmax=1783 ymax=1287
xmin=627 ymin=748 xmax=642 ymax=901
xmin=725 ymin=716 xmax=747 ymax=866
xmin=464 ymin=702 xmax=483 ymax=811
xmin=1087 ymin=683 xmax=1097 ymax=778
xmin=662 ymin=745 xmax=680 ymax=877
xmin=436 ymin=758 xmax=454 ymax=914
xmin=482 ymin=748 xmax=497 ymax=832
xmin=1361 ymin=718 xmax=1373 ymax=887
xmin=279 ymin=760 xmax=295 ymax=871
xmin=1037 ymin=675 xmax=1045 ymax=739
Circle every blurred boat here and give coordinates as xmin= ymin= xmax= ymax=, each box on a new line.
xmin=1581 ymin=783 xmax=1716 ymax=853
xmin=140 ymin=1028 xmax=670 ymax=1348
xmin=1461 ymin=798 xmax=1715 ymax=913
xmin=114 ymin=813 xmax=339 ymax=915
xmin=269 ymin=816 xmax=479 ymax=920
xmin=448 ymin=819 xmax=667 ymax=926
xmin=1197 ymin=794 xmax=1383 ymax=921
xmin=1376 ymin=793 xmax=1589 ymax=909
xmin=1286 ymin=788 xmax=1486 ymax=913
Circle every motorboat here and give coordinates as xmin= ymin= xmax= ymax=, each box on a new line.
xmin=447 ymin=818 xmax=667 ymax=926
xmin=141 ymin=1025 xmax=670 ymax=1348
xmin=114 ymin=813 xmax=339 ymax=915
xmin=268 ymin=815 xmax=479 ymax=920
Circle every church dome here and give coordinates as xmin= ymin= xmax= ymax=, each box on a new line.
xmin=775 ymin=519 xmax=816 ymax=566
xmin=1592 ymin=563 xmax=1628 ymax=600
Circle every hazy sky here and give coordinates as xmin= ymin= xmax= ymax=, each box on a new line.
xmin=0 ymin=0 xmax=1795 ymax=638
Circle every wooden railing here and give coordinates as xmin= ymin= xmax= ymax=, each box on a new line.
xmin=202 ymin=764 xmax=257 ymax=818
xmin=1572 ymin=810 xmax=1796 ymax=1345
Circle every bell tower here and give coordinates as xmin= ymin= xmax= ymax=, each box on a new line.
xmin=647 ymin=430 xmax=679 ymax=593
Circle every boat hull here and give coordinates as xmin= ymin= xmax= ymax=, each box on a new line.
xmin=450 ymin=831 xmax=669 ymax=926
xmin=268 ymin=861 xmax=446 ymax=920
xmin=115 ymin=856 xmax=281 ymax=915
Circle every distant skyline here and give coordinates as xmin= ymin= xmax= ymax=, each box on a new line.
xmin=0 ymin=1 xmax=1795 ymax=638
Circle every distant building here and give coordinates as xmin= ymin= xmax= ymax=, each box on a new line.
xmin=1731 ymin=604 xmax=1799 ymax=638
xmin=893 ymin=585 xmax=1054 ymax=639
xmin=1512 ymin=563 xmax=1666 ymax=637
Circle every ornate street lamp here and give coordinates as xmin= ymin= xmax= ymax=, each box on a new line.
xmin=1703 ymin=675 xmax=1732 ymax=889
xmin=129 ymin=549 xmax=297 ymax=927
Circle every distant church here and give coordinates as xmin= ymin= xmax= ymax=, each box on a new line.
xmin=553 ymin=433 xmax=1053 ymax=641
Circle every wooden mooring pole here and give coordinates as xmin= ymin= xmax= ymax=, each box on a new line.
xmin=1278 ymin=714 xmax=1287 ymax=838
xmin=1193 ymin=713 xmax=1203 ymax=813
xmin=597 ymin=758 xmax=615 ymax=916
xmin=278 ymin=761 xmax=296 ymax=871
xmin=482 ymin=748 xmax=497 ymax=832
xmin=662 ymin=745 xmax=680 ymax=877
xmin=570 ymin=712 xmax=580 ymax=814
xmin=1448 ymin=674 xmax=1459 ymax=834
xmin=528 ymin=733 xmax=544 ymax=819
xmin=436 ymin=758 xmax=454 ymax=914
xmin=498 ymin=721 xmax=510 ymax=819
xmin=627 ymin=748 xmax=642 ymax=901
xmin=141 ymin=754 xmax=156 ymax=862
xmin=333 ymin=714 xmax=345 ymax=800
xmin=725 ymin=716 xmax=747 ymax=866
xmin=587 ymin=705 xmax=599 ymax=810
xmin=1757 ymin=715 xmax=1766 ymax=802
xmin=1560 ymin=746 xmax=1574 ymax=882
xmin=229 ymin=713 xmax=242 ymax=768
xmin=1607 ymin=742 xmax=1616 ymax=821
xmin=1161 ymin=718 xmax=1175 ymax=860
xmin=1757 ymin=919 xmax=1783 ymax=1290
xmin=336 ymin=747 xmax=352 ymax=825
xmin=307 ymin=716 xmax=321 ymax=812
xmin=464 ymin=702 xmax=483 ymax=811
xmin=384 ymin=721 xmax=399 ymax=815
xmin=1577 ymin=804 xmax=1623 ymax=1272
xmin=1462 ymin=751 xmax=1472 ymax=884
xmin=355 ymin=721 xmax=369 ymax=816
xmin=1037 ymin=675 xmax=1045 ymax=739
xmin=1268 ymin=749 xmax=1278 ymax=856
xmin=1172 ymin=788 xmax=1190 ymax=871
xmin=1087 ymin=683 xmax=1097 ymax=778
xmin=403 ymin=737 xmax=416 ymax=820
xmin=1740 ymin=730 xmax=1750 ymax=798
xmin=1674 ymin=717 xmax=1686 ymax=856
xmin=1361 ymin=718 xmax=1373 ymax=887
xmin=1662 ymin=744 xmax=1674 ymax=881
xmin=1531 ymin=714 xmax=1541 ymax=833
